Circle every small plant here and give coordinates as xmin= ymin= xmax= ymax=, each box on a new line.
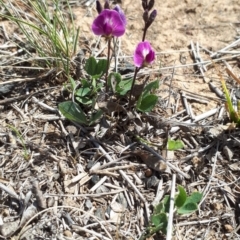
xmin=0 ymin=0 xmax=79 ymax=76
xmin=59 ymin=0 xmax=159 ymax=125
xmin=6 ymin=124 xmax=30 ymax=160
xmin=220 ymin=69 xmax=240 ymax=126
xmin=140 ymin=186 xmax=202 ymax=239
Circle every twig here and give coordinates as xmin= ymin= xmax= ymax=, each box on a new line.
xmin=90 ymin=137 xmax=147 ymax=203
xmin=0 ymin=183 xmax=19 ymax=199
xmin=166 ymin=174 xmax=176 ymax=240
xmin=176 ymin=217 xmax=219 ymax=227
xmin=46 ymin=189 xmax=125 ymax=198
xmin=193 ymin=107 xmax=219 ymax=122
xmin=141 ymin=143 xmax=191 ymax=179
xmin=0 ymin=87 xmax=57 ymax=105
xmin=191 ymin=41 xmax=207 ymax=82
xmin=210 ymin=38 xmax=240 ymax=58
xmin=32 ymin=96 xmax=57 ymax=112
xmin=199 ymin=141 xmax=219 ymax=208
xmin=208 ymin=81 xmax=224 ymax=98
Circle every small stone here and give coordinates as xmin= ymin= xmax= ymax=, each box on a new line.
xmin=223 ymin=146 xmax=233 ymax=161
xmin=95 ymin=207 xmax=105 ymax=220
xmin=85 ymin=199 xmax=92 ymax=209
xmin=91 ymin=175 xmax=100 ymax=185
xmin=66 ymin=125 xmax=78 ymax=134
xmin=111 ymin=201 xmax=125 ymax=213
xmin=211 ymin=202 xmax=223 ymax=211
xmin=96 ymin=185 xmax=109 ymax=194
xmin=63 ymin=230 xmax=72 ymax=237
xmin=145 ymin=175 xmax=159 ymax=189
xmin=117 ymin=192 xmax=128 ymax=209
xmin=224 ymin=224 xmax=233 ymax=232
xmin=145 ymin=168 xmax=153 ymax=177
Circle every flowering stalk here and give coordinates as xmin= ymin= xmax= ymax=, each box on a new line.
xmin=105 ymin=37 xmax=111 ymax=93
xmin=128 ymin=67 xmax=140 ymax=106
xmin=142 ymin=9 xmax=157 ymax=41
xmin=129 ymin=41 xmax=155 ymax=107
xmin=92 ymin=1 xmax=126 ymax=93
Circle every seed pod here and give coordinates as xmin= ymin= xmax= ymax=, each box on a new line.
xmin=142 ymin=0 xmax=148 ymax=10
xmin=148 ymin=0 xmax=155 ymax=11
xmin=104 ymin=0 xmax=110 ymax=9
xmin=143 ymin=9 xmax=148 ymax=23
xmin=146 ymin=9 xmax=157 ymax=28
xmin=96 ymin=0 xmax=103 ymax=14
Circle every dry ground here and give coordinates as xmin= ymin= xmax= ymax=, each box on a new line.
xmin=1 ymin=0 xmax=240 ymax=239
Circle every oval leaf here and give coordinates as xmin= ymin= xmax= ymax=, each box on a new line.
xmin=76 ymin=87 xmax=91 ymax=97
xmin=96 ymin=59 xmax=108 ymax=76
xmin=177 ymin=202 xmax=198 ymax=215
xmin=175 ymin=185 xmax=187 ymax=208
xmin=137 ymin=94 xmax=158 ymax=112
xmin=167 ymin=139 xmax=184 ymax=150
xmin=143 ymin=80 xmax=159 ymax=97
xmin=150 ymin=213 xmax=168 ymax=228
xmin=58 ymin=101 xmax=87 ymax=125
xmin=85 ymin=57 xmax=97 ymax=76
xmin=185 ymin=192 xmax=203 ymax=204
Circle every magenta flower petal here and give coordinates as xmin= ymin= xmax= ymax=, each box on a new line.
xmin=133 ymin=41 xmax=155 ymax=68
xmin=113 ymin=5 xmax=127 ymax=26
xmin=92 ymin=9 xmax=126 ymax=37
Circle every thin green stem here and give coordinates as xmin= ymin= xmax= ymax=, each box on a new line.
xmin=105 ymin=37 xmax=112 ymax=93
xmin=128 ymin=67 xmax=140 ymax=108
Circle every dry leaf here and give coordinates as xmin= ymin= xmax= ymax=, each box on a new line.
xmin=132 ymin=150 xmax=167 ymax=172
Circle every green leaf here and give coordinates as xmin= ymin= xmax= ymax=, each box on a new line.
xmin=116 ymin=78 xmax=133 ymax=96
xmin=154 ymin=195 xmax=170 ymax=214
xmin=76 ymin=87 xmax=91 ymax=97
xmin=150 ymin=213 xmax=168 ymax=228
xmin=221 ymin=79 xmax=240 ymax=124
xmin=81 ymin=79 xmax=91 ymax=88
xmin=92 ymin=73 xmax=103 ymax=80
xmin=108 ymin=72 xmax=122 ymax=92
xmin=69 ymin=77 xmax=76 ymax=90
xmin=177 ymin=191 xmax=202 ymax=215
xmin=167 ymin=139 xmax=184 ymax=150
xmin=76 ymin=97 xmax=93 ymax=105
xmin=58 ymin=101 xmax=88 ymax=124
xmin=84 ymin=57 xmax=97 ymax=76
xmin=142 ymin=80 xmax=159 ymax=97
xmin=137 ymin=94 xmax=158 ymax=112
xmin=175 ymin=186 xmax=187 ymax=208
xmin=85 ymin=57 xmax=107 ymax=78
xmin=185 ymin=192 xmax=203 ymax=204
xmin=96 ymin=59 xmax=108 ymax=76
xmin=177 ymin=202 xmax=198 ymax=214
xmin=89 ymin=109 xmax=103 ymax=125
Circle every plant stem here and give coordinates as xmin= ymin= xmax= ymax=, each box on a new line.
xmin=105 ymin=37 xmax=112 ymax=93
xmin=128 ymin=67 xmax=139 ymax=108
xmin=142 ymin=24 xmax=148 ymax=41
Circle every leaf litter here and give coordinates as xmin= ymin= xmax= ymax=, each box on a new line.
xmin=1 ymin=0 xmax=240 ymax=239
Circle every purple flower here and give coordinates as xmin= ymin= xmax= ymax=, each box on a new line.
xmin=92 ymin=9 xmax=126 ymax=37
xmin=133 ymin=41 xmax=155 ymax=68
xmin=113 ymin=5 xmax=127 ymax=26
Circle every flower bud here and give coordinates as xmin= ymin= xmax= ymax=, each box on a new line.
xmin=143 ymin=9 xmax=148 ymax=23
xmin=146 ymin=9 xmax=157 ymax=28
xmin=141 ymin=0 xmax=147 ymax=10
xmin=104 ymin=0 xmax=110 ymax=9
xmin=148 ymin=0 xmax=155 ymax=11
xmin=96 ymin=0 xmax=103 ymax=14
